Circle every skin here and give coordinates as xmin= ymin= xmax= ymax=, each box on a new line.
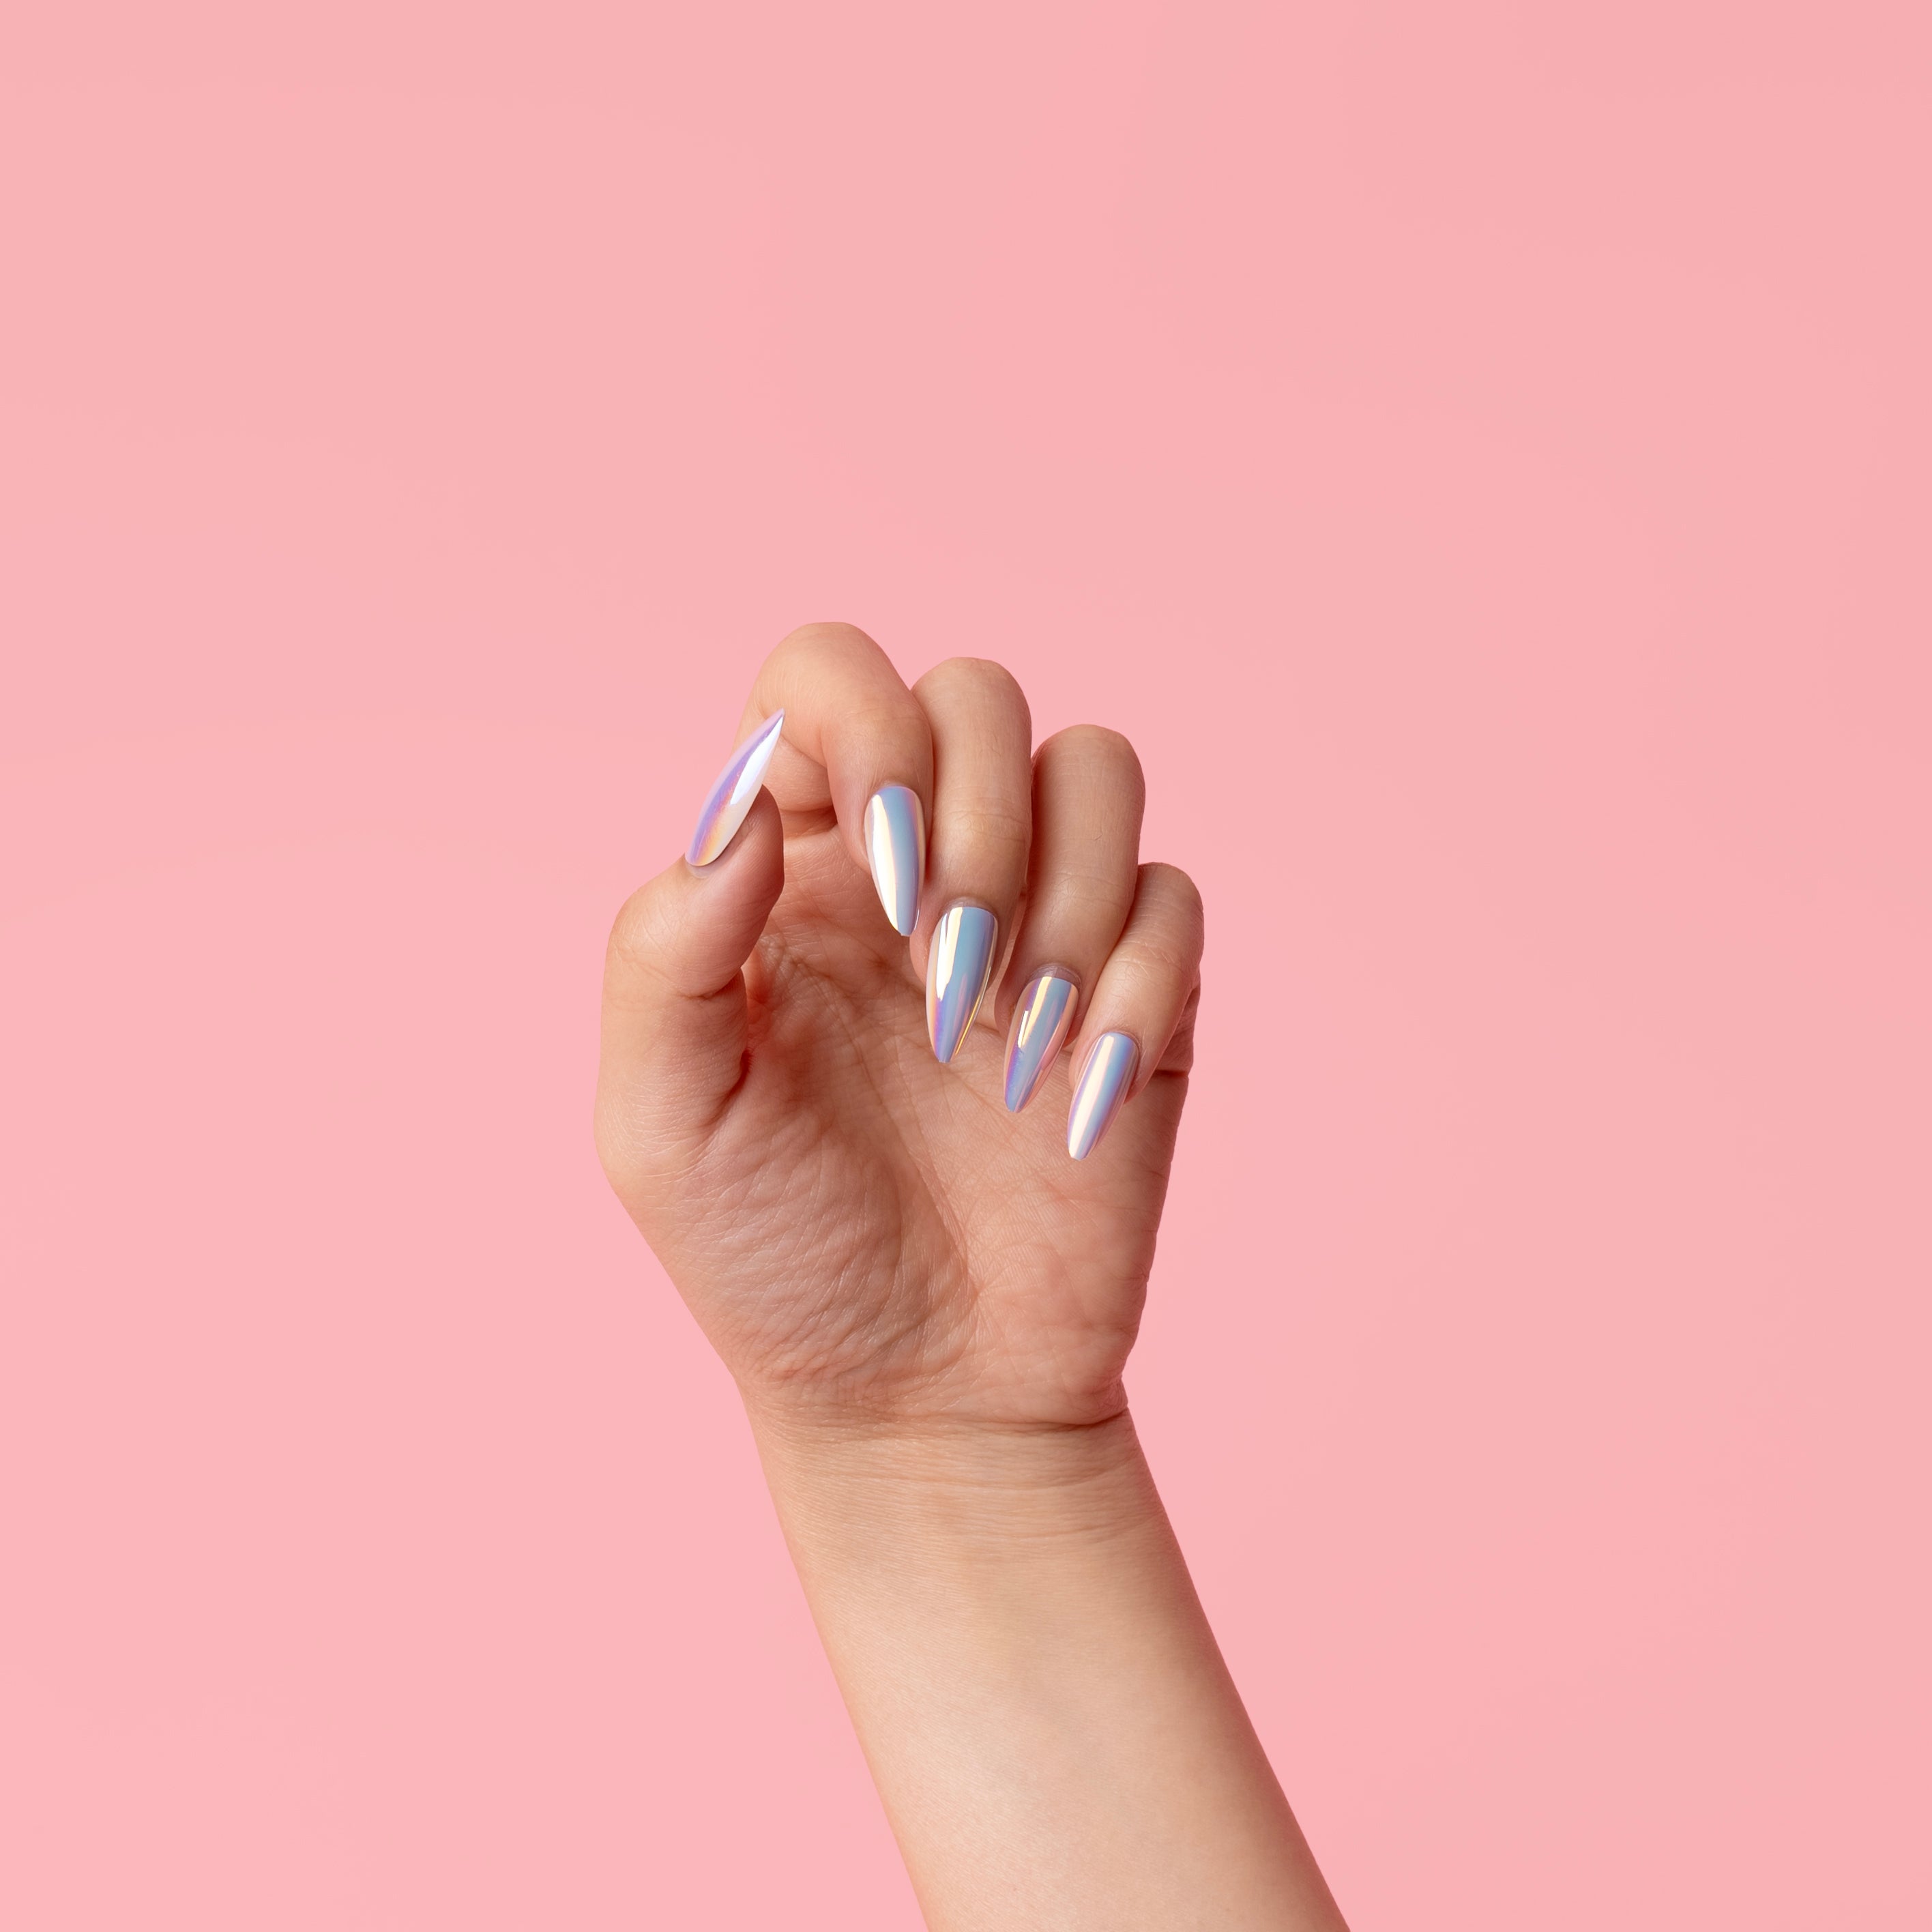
xmin=596 ymin=624 xmax=1347 ymax=1930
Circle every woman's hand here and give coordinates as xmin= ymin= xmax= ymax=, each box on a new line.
xmin=596 ymin=623 xmax=1203 ymax=1435
xmin=594 ymin=624 xmax=1340 ymax=1930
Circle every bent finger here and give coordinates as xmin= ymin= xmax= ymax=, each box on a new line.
xmin=995 ymin=725 xmax=1145 ymax=1112
xmin=1064 ymin=864 xmax=1205 ymax=1159
xmin=744 ymin=623 xmax=933 ymax=936
xmin=912 ymin=658 xmax=1034 ymax=1063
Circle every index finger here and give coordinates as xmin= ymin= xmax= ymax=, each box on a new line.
xmin=740 ymin=623 xmax=935 ymax=937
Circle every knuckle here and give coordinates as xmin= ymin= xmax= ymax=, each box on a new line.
xmin=1113 ymin=868 xmax=1205 ymax=978
xmin=1044 ymin=722 xmax=1141 ymax=780
xmin=769 ymin=620 xmax=880 ymax=667
xmin=1160 ymin=984 xmax=1202 ymax=1072
xmin=918 ymin=655 xmax=1028 ymax=712
xmin=1039 ymin=860 xmax=1137 ymax=908
xmin=758 ymin=622 xmax=890 ymax=706
xmin=1126 ymin=934 xmax=1196 ymax=984
xmin=847 ymin=690 xmax=922 ymax=745
xmin=1142 ymin=862 xmax=1205 ymax=931
xmin=956 ymin=805 xmax=1032 ymax=873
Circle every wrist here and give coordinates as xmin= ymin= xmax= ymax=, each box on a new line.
xmin=744 ymin=1402 xmax=1165 ymax=1558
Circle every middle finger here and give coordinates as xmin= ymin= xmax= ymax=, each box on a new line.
xmin=912 ymin=658 xmax=1034 ymax=1064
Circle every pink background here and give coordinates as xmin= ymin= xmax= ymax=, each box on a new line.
xmin=3 ymin=5 xmax=1929 ymax=1926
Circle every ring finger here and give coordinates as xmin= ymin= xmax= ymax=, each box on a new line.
xmin=993 ymin=726 xmax=1145 ymax=1113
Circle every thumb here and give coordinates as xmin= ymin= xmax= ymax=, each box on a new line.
xmin=596 ymin=787 xmax=785 ymax=1190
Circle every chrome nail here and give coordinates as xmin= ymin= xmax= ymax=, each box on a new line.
xmin=685 ymin=711 xmax=785 ymax=867
xmin=926 ymin=905 xmax=998 ymax=1063
xmin=1067 ymin=1031 xmax=1139 ymax=1158
xmin=863 ymin=785 xmax=926 ymax=937
xmin=1003 ymin=971 xmax=1078 ymax=1112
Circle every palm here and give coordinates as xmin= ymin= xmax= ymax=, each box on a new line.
xmin=639 ymin=830 xmax=1184 ymax=1429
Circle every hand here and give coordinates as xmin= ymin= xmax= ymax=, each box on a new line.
xmin=595 ymin=624 xmax=1204 ymax=1433
xmin=595 ymin=626 xmax=1339 ymax=1929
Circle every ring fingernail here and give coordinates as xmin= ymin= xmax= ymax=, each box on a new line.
xmin=927 ymin=905 xmax=998 ymax=1063
xmin=863 ymin=785 xmax=926 ymax=937
xmin=1003 ymin=972 xmax=1077 ymax=1112
xmin=1067 ymin=1031 xmax=1139 ymax=1158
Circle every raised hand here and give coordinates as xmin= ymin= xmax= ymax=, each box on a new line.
xmin=596 ymin=622 xmax=1203 ymax=1433
xmin=594 ymin=624 xmax=1339 ymax=1931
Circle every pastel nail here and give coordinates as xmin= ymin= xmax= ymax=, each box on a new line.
xmin=863 ymin=785 xmax=926 ymax=936
xmin=1067 ymin=1031 xmax=1139 ymax=1158
xmin=686 ymin=711 xmax=785 ymax=867
xmin=1003 ymin=971 xmax=1078 ymax=1113
xmin=926 ymin=905 xmax=998 ymax=1064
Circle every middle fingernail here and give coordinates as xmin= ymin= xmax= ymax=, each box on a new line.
xmin=927 ymin=905 xmax=999 ymax=1063
xmin=1003 ymin=971 xmax=1078 ymax=1112
xmin=864 ymin=785 xmax=926 ymax=937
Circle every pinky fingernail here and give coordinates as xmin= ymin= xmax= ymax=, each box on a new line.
xmin=1067 ymin=1032 xmax=1138 ymax=1159
xmin=686 ymin=711 xmax=785 ymax=866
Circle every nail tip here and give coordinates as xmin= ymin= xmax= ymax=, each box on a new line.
xmin=686 ymin=710 xmax=786 ymax=865
xmin=1002 ymin=1051 xmax=1048 ymax=1113
xmin=933 ymin=1008 xmax=978 ymax=1064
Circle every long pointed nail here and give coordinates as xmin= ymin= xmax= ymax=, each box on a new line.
xmin=926 ymin=905 xmax=998 ymax=1063
xmin=1003 ymin=972 xmax=1078 ymax=1112
xmin=863 ymin=785 xmax=926 ymax=936
xmin=1067 ymin=1032 xmax=1139 ymax=1158
xmin=686 ymin=711 xmax=785 ymax=866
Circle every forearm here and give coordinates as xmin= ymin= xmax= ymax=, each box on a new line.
xmin=748 ymin=1405 xmax=1346 ymax=1931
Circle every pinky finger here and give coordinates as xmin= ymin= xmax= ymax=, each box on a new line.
xmin=1065 ymin=864 xmax=1204 ymax=1159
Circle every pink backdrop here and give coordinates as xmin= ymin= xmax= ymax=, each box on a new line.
xmin=3 ymin=5 xmax=1928 ymax=1926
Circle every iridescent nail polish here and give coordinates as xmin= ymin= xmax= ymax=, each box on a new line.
xmin=685 ymin=711 xmax=785 ymax=867
xmin=863 ymin=785 xmax=926 ymax=937
xmin=1067 ymin=1031 xmax=1139 ymax=1158
xmin=1003 ymin=971 xmax=1078 ymax=1113
xmin=926 ymin=905 xmax=998 ymax=1064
